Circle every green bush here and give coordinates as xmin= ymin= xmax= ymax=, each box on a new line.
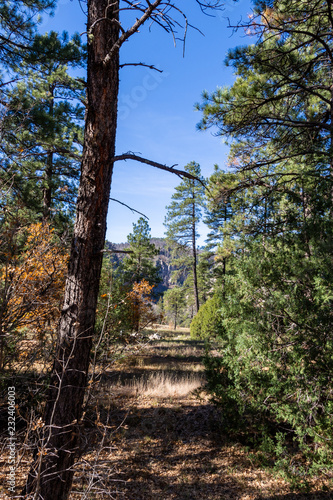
xmin=204 ymin=245 xmax=333 ymax=485
xmin=190 ymin=293 xmax=224 ymax=339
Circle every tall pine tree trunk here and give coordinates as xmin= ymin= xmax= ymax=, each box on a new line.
xmin=329 ymin=79 xmax=333 ymax=218
xmin=24 ymin=1 xmax=120 ymax=498
xmin=42 ymin=86 xmax=54 ymax=222
xmin=192 ymin=187 xmax=200 ymax=314
xmin=42 ymin=151 xmax=53 ymax=221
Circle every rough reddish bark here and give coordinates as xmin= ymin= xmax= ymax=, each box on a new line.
xmin=24 ymin=1 xmax=120 ymax=498
xmin=192 ymin=185 xmax=200 ymax=315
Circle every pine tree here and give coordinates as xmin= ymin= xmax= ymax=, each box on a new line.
xmin=1 ymin=31 xmax=86 ymax=226
xmin=96 ymin=218 xmax=161 ymax=343
xmin=0 ymin=0 xmax=55 ymax=73
xmin=120 ymin=217 xmax=160 ymax=289
xmin=204 ymin=166 xmax=239 ymax=280
xmin=163 ymin=286 xmax=186 ymax=329
xmin=164 ymin=162 xmax=205 ymax=314
xmin=23 ymin=3 xmax=225 ymax=497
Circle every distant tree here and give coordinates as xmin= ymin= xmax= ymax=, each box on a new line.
xmin=95 ymin=219 xmax=161 ymax=347
xmin=163 ymin=286 xmax=186 ymax=330
xmin=164 ymin=162 xmax=205 ymax=314
xmin=196 ymin=249 xmax=214 ymax=302
xmin=126 ymin=279 xmax=161 ymax=332
xmin=119 ymin=217 xmax=161 ymax=289
xmin=204 ymin=166 xmax=239 ymax=279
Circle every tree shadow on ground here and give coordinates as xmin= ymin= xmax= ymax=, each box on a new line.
xmin=80 ymin=401 xmax=243 ymax=499
xmin=255 ymin=494 xmax=332 ymax=500
xmin=100 ymin=366 xmax=205 ymax=385
xmin=152 ymin=338 xmax=206 ymax=347
xmin=80 ymin=399 xmax=332 ymax=500
xmin=143 ymin=348 xmax=204 ymax=360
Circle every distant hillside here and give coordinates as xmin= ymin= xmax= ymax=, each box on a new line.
xmin=105 ymin=238 xmax=176 ymax=294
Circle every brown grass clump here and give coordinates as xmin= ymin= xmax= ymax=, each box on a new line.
xmin=113 ymin=371 xmax=205 ymax=398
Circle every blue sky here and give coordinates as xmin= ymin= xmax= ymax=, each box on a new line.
xmin=40 ymin=0 xmax=253 ymax=245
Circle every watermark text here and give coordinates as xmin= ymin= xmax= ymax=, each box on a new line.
xmin=7 ymin=386 xmax=16 ymax=494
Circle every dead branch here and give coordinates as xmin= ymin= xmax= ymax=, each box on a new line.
xmin=104 ymin=0 xmax=165 ymax=65
xmin=112 ymin=153 xmax=207 ymax=188
xmin=101 ymin=249 xmax=134 ymax=253
xmin=119 ymin=62 xmax=163 ymax=72
xmin=109 ymin=197 xmax=149 ymax=219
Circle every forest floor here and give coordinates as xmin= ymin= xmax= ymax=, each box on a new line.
xmin=0 ymin=328 xmax=332 ymax=499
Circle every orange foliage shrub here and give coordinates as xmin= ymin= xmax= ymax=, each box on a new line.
xmin=0 ymin=222 xmax=68 ymax=367
xmin=126 ymin=279 xmax=160 ymax=332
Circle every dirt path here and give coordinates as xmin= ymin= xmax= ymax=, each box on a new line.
xmin=0 ymin=330 xmax=331 ymax=499
xmin=71 ymin=330 xmax=332 ymax=500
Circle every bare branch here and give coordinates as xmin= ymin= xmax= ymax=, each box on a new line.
xmin=119 ymin=62 xmax=163 ymax=72
xmin=104 ymin=0 xmax=164 ymax=65
xmin=112 ymin=153 xmax=207 ymax=188
xmin=109 ymin=197 xmax=149 ymax=219
xmin=195 ymin=0 xmax=224 ymax=15
xmin=93 ymin=0 xmax=224 ymax=67
xmin=101 ymin=248 xmax=134 ymax=254
xmin=89 ymin=16 xmax=126 ymax=34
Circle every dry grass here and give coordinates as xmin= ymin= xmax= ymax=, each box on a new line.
xmin=112 ymin=371 xmax=205 ymax=398
xmin=152 ymin=324 xmax=191 ymax=334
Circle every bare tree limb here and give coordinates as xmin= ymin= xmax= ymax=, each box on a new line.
xmin=104 ymin=0 xmax=164 ymax=65
xmin=119 ymin=62 xmax=163 ymax=72
xmin=86 ymin=16 xmax=126 ymax=34
xmin=101 ymin=248 xmax=134 ymax=254
xmin=112 ymin=153 xmax=207 ymax=189
xmin=109 ymin=196 xmax=149 ymax=219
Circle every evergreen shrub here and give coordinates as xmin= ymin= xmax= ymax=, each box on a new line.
xmin=204 ymin=249 xmax=333 ymax=486
xmin=190 ymin=293 xmax=224 ymax=339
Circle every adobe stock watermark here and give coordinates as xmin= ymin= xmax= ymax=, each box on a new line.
xmin=7 ymin=386 xmax=16 ymax=495
xmin=118 ymin=67 xmax=170 ymax=121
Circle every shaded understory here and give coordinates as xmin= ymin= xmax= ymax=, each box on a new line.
xmin=0 ymin=330 xmax=332 ymax=499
